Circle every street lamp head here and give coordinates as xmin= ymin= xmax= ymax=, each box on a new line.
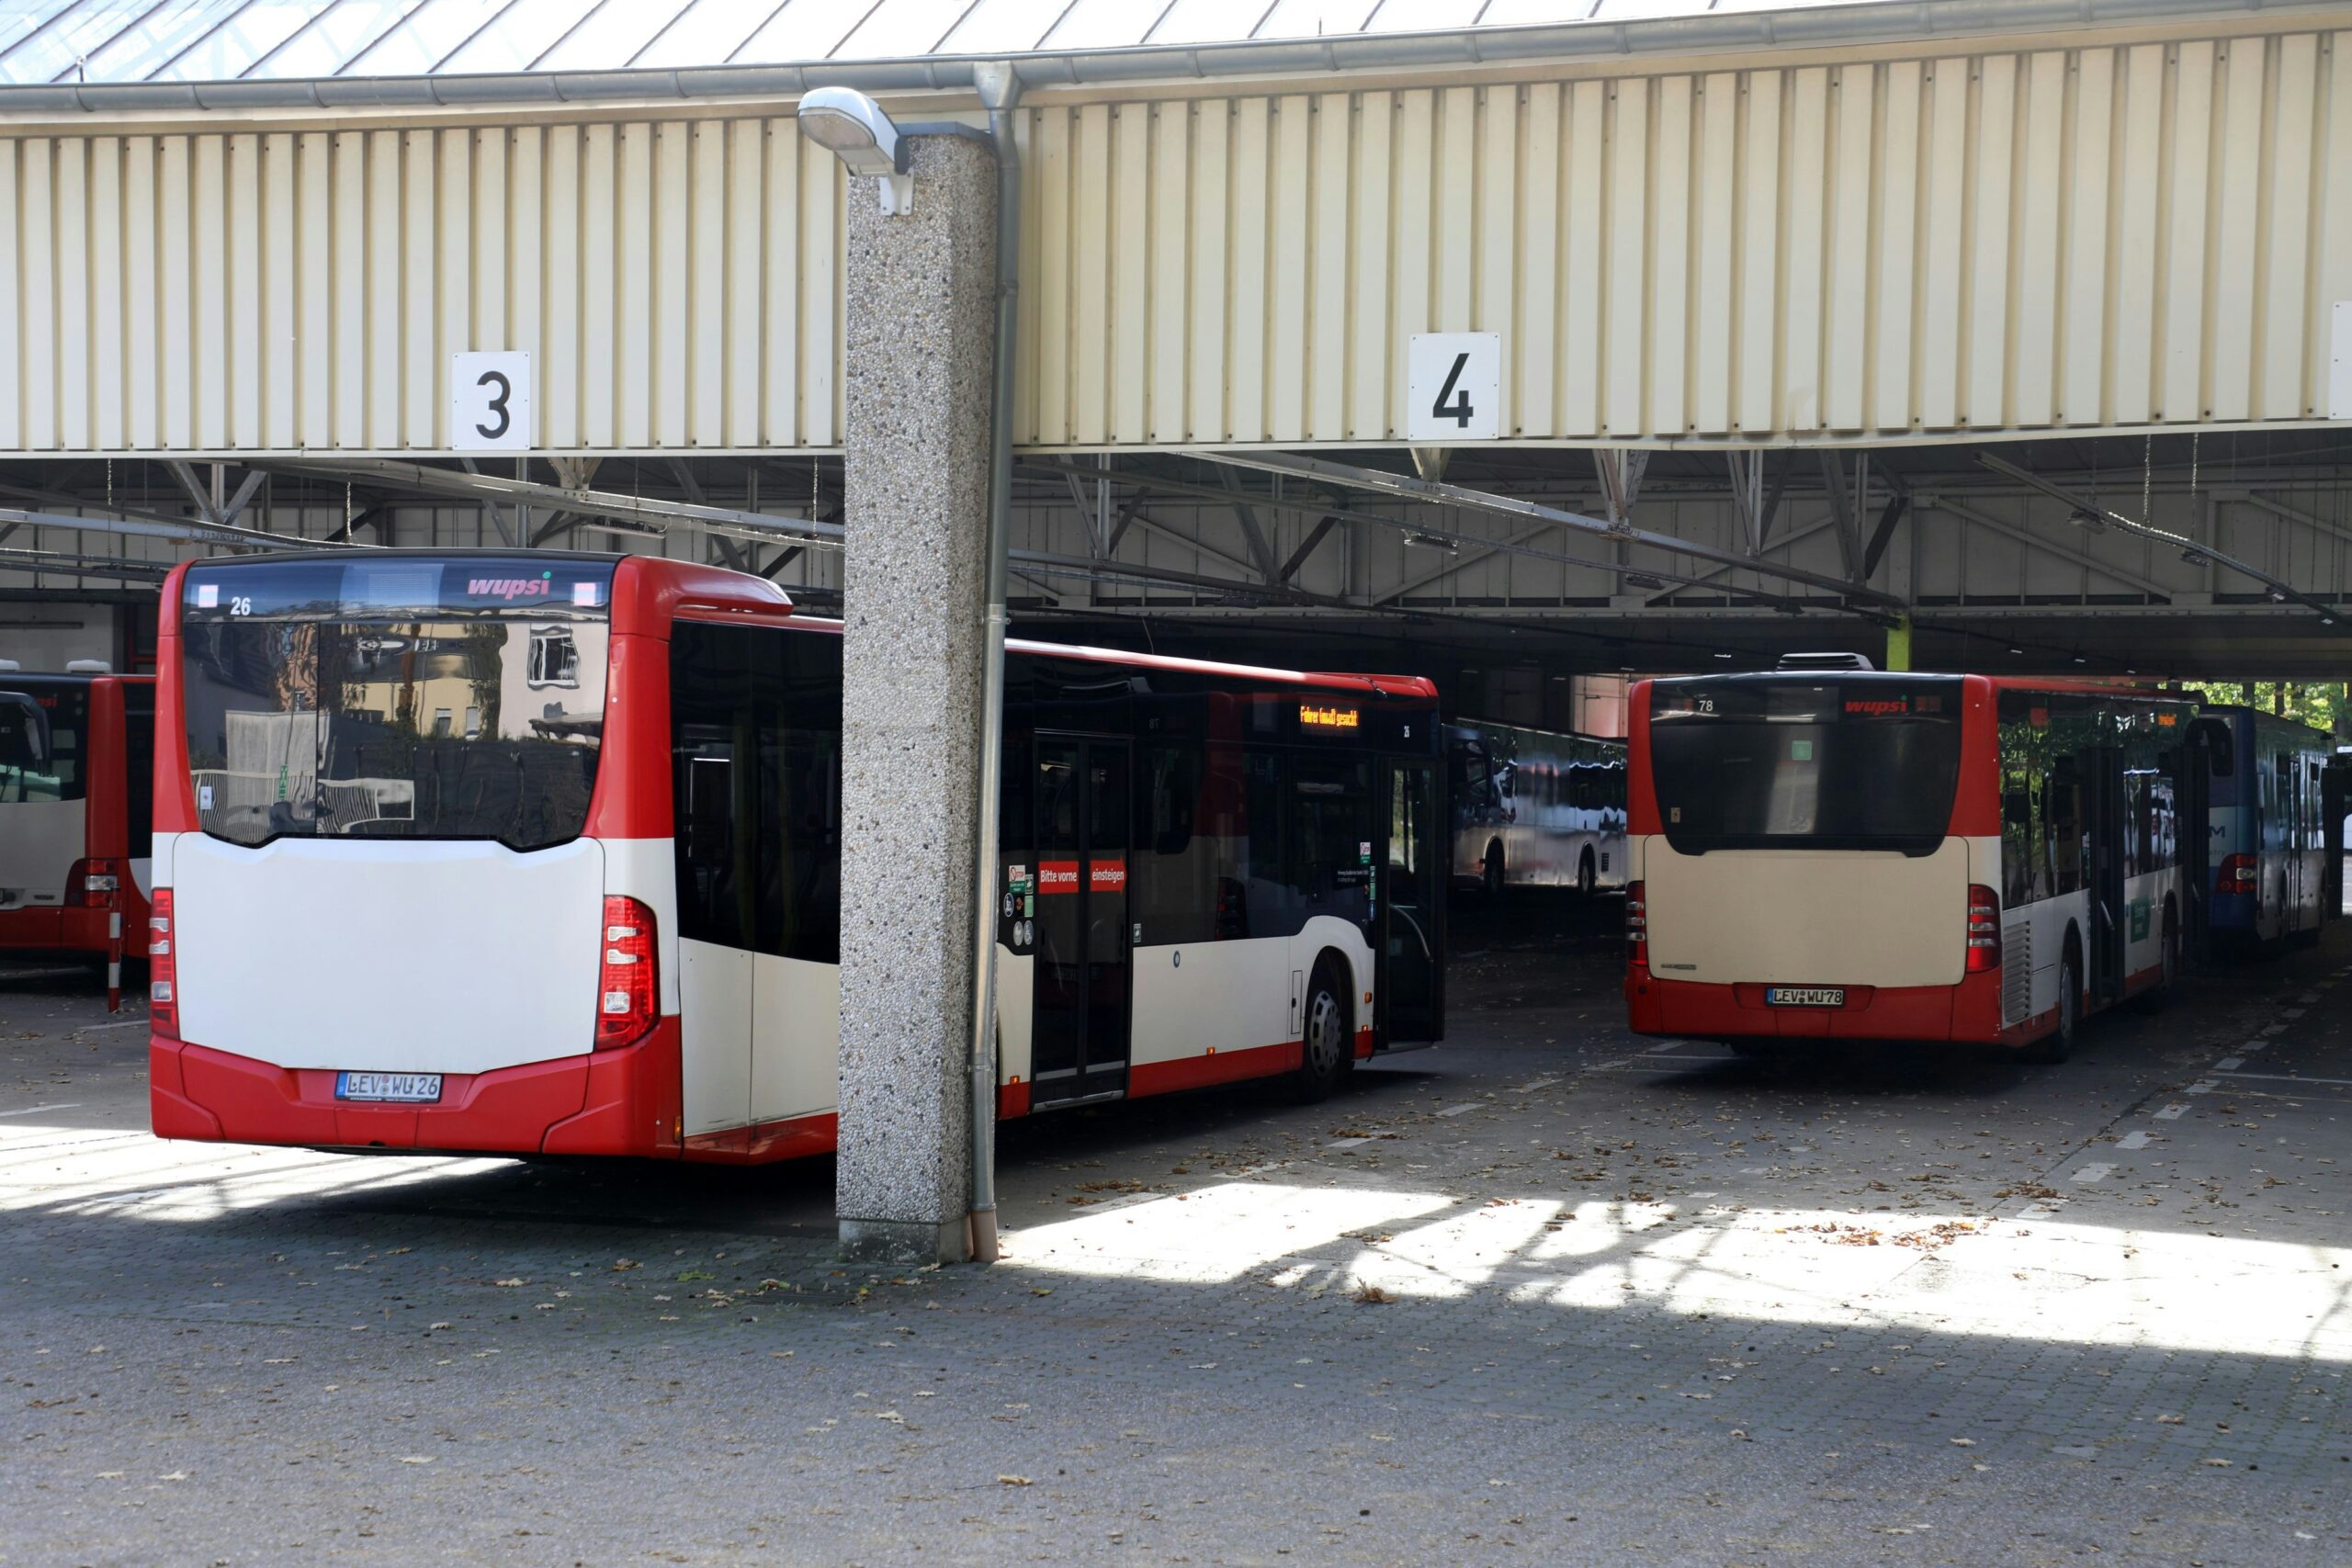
xmin=797 ymin=88 xmax=904 ymax=179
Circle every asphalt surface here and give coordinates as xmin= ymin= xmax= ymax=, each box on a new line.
xmin=4 ymin=896 xmax=2348 ymax=1566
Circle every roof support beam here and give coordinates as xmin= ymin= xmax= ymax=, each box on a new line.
xmin=1177 ymin=447 xmax=1904 ymax=611
xmin=1374 ymin=524 xmax=1555 ymax=606
xmin=1644 ymin=516 xmax=1840 ymax=605
xmin=1976 ymin=452 xmax=2340 ymax=625
xmin=1276 ymin=513 xmax=1342 ymax=583
xmin=1916 ymin=496 xmax=2172 ymax=599
xmin=260 ymin=457 xmax=842 ymax=553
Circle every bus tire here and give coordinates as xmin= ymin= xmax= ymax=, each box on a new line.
xmin=2026 ymin=946 xmax=2081 ymax=1066
xmin=1577 ymin=850 xmax=1597 ymax=898
xmin=1482 ymin=842 xmax=1506 ymax=898
xmin=1292 ymin=963 xmax=1354 ymax=1104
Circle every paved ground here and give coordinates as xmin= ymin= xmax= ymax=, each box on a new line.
xmin=4 ymin=898 xmax=2349 ymax=1566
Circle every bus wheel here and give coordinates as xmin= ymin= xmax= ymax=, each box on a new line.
xmin=1482 ymin=843 xmax=1506 ymax=898
xmin=1292 ymin=968 xmax=1353 ymax=1104
xmin=2026 ymin=951 xmax=2081 ymax=1065
xmin=1577 ymin=851 xmax=1597 ymax=898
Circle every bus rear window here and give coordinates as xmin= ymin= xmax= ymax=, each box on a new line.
xmin=1647 ymin=679 xmax=1962 ymax=853
xmin=178 ymin=558 xmax=614 ymax=852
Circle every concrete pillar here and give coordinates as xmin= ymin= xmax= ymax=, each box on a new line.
xmin=834 ymin=134 xmax=1000 ymax=1265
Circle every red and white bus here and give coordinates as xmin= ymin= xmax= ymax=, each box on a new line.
xmin=148 ymin=550 xmax=1445 ymax=1160
xmin=1623 ymin=665 xmax=2194 ymax=1061
xmin=0 ymin=666 xmax=154 ymax=965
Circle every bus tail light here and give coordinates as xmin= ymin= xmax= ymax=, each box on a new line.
xmin=149 ymin=889 xmax=178 ymax=1039
xmin=596 ymin=896 xmax=658 ymax=1049
xmin=69 ymin=858 xmax=120 ymax=904
xmin=2217 ymin=853 xmax=2258 ymax=896
xmin=1626 ymin=881 xmax=1648 ymax=966
xmin=1965 ymin=885 xmax=2001 ymax=973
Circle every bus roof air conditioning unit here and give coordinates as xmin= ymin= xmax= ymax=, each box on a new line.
xmin=64 ymin=659 xmax=110 ymax=674
xmin=1775 ymin=652 xmax=1875 ymax=672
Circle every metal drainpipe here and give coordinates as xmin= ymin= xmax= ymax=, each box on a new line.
xmin=967 ymin=59 xmax=1020 ymax=1264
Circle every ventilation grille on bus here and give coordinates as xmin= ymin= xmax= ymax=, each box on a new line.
xmin=2002 ymin=923 xmax=2033 ymax=1021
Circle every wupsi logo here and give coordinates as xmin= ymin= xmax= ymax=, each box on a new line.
xmin=468 ymin=577 xmax=552 ymax=601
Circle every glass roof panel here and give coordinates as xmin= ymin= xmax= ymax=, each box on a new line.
xmin=81 ymin=0 xmax=259 ymax=81
xmin=0 ymin=0 xmax=152 ymax=85
xmin=1039 ymin=0 xmax=1165 ymax=51
xmin=535 ymin=0 xmax=679 ymax=70
xmin=1252 ymin=0 xmax=1376 ymax=40
xmin=729 ymin=0 xmax=877 ymax=65
xmin=434 ymin=0 xmax=599 ymax=73
xmin=832 ymin=0 xmax=978 ymax=60
xmin=629 ymin=0 xmax=784 ymax=68
xmin=1363 ymin=0 xmax=1485 ymax=32
xmin=1145 ymin=0 xmax=1273 ymax=46
xmin=936 ymin=0 xmax=1069 ymax=55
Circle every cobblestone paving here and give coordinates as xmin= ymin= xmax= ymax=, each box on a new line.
xmin=3 ymin=912 xmax=2348 ymax=1566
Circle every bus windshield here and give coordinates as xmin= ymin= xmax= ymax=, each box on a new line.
xmin=1647 ymin=678 xmax=1963 ymax=853
xmin=178 ymin=557 xmax=616 ymax=851
xmin=0 ymin=681 xmax=86 ymax=803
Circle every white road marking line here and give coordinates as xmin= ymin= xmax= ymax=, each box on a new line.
xmin=2185 ymin=1080 xmax=2218 ymax=1095
xmin=2211 ymin=1070 xmax=2352 ymax=1088
xmin=2073 ymin=1163 xmax=2115 ymax=1184
xmin=0 ymin=1102 xmax=81 ymax=1118
xmin=2241 ymin=1039 xmax=2268 ymax=1053
xmin=70 ymin=1019 xmax=148 ymax=1032
xmin=1645 ymin=1040 xmax=1694 ymax=1055
xmin=2261 ymin=1023 xmax=2289 ymax=1036
xmin=2018 ymin=1200 xmax=2067 ymax=1220
xmin=2154 ymin=1103 xmax=2188 ymax=1121
xmin=1514 ymin=1077 xmax=1559 ymax=1093
xmin=2297 ymin=992 xmax=2322 ymax=1004
xmin=1325 ymin=1136 xmax=1374 ymax=1150
xmin=2117 ymin=1131 xmax=2152 ymax=1150
xmin=1435 ymin=1102 xmax=1483 ymax=1118
xmin=2215 ymin=1056 xmax=2245 ymax=1072
xmin=2281 ymin=1008 xmax=2306 ymax=1021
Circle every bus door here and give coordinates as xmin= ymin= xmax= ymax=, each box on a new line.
xmin=2177 ymin=727 xmax=2217 ymax=962
xmin=1380 ymin=759 xmax=1444 ymax=1045
xmin=1031 ymin=736 xmax=1132 ymax=1106
xmin=2324 ymin=760 xmax=2351 ymax=920
xmin=2086 ymin=745 xmax=2129 ymax=1005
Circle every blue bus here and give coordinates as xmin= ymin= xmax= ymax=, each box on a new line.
xmin=2202 ymin=705 xmax=2331 ymax=950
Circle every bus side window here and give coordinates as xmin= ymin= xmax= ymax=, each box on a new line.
xmin=123 ymin=694 xmax=155 ymax=861
xmin=2050 ymin=761 xmax=2084 ymax=898
xmin=669 ymin=620 xmax=755 ymax=951
xmin=1135 ymin=741 xmax=1216 ymax=946
xmin=1241 ymin=749 xmax=1287 ymax=937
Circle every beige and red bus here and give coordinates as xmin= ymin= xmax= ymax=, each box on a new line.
xmin=1625 ymin=665 xmax=2193 ymax=1061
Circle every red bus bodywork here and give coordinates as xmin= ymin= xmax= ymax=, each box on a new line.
xmin=0 ymin=672 xmax=153 ymax=963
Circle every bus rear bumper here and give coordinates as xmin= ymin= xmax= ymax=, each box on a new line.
xmin=148 ymin=1020 xmax=684 ymax=1158
xmin=1625 ymin=964 xmax=2007 ymax=1043
xmin=0 ymin=905 xmax=121 ymax=957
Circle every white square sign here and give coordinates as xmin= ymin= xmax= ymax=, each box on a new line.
xmin=1406 ymin=333 xmax=1501 ymax=442
xmin=450 ymin=350 xmax=531 ymax=451
xmin=2332 ymin=302 xmax=2352 ymax=420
